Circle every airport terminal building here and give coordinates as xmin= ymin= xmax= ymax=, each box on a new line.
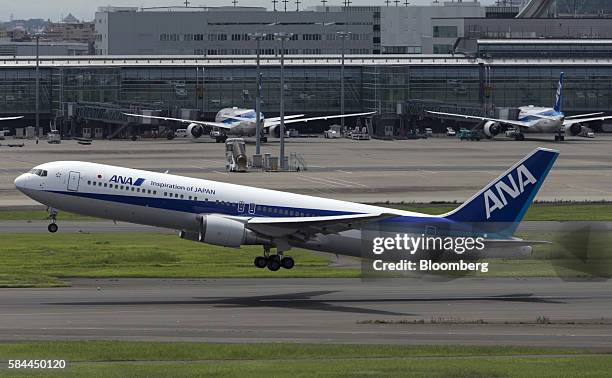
xmin=1 ymin=54 xmax=611 ymax=137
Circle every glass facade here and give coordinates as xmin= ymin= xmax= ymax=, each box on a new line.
xmin=1 ymin=59 xmax=611 ymax=119
xmin=478 ymin=41 xmax=612 ymax=58
xmin=42 ymin=66 xmax=363 ymax=116
xmin=553 ymin=0 xmax=612 ymax=17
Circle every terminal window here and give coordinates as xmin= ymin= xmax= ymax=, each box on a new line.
xmin=433 ymin=26 xmax=458 ymax=39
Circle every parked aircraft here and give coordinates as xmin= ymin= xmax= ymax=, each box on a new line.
xmin=125 ymin=108 xmax=375 ymax=142
xmin=427 ymin=73 xmax=612 ymax=141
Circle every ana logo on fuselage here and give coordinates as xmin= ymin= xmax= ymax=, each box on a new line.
xmin=109 ymin=175 xmax=145 ymax=187
xmin=484 ymin=164 xmax=537 ymax=220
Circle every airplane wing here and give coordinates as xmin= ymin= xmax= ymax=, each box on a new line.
xmin=224 ymin=114 xmax=305 ymax=123
xmin=263 ymin=111 xmax=376 ymax=128
xmin=565 ymin=112 xmax=603 ymax=120
xmin=123 ymin=113 xmax=234 ymax=129
xmin=563 ymin=115 xmax=612 ymax=126
xmin=483 ymin=238 xmax=551 ymax=248
xmin=245 ymin=213 xmax=398 ymax=239
xmin=426 ymin=111 xmax=530 ymax=128
xmin=0 ymin=116 xmax=23 ymax=121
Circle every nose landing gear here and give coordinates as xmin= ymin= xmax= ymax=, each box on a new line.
xmin=47 ymin=207 xmax=58 ymax=233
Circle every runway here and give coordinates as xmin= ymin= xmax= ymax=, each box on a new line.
xmin=1 ymin=278 xmax=611 ymax=347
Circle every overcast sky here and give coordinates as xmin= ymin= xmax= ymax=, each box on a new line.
xmin=0 ymin=0 xmax=494 ymax=22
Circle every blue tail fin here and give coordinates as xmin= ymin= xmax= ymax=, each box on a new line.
xmin=554 ymin=72 xmax=564 ymax=112
xmin=443 ymin=148 xmax=559 ymax=232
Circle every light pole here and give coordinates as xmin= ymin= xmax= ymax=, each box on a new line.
xmin=248 ymin=32 xmax=266 ymax=155
xmin=336 ymin=31 xmax=351 ymax=130
xmin=35 ymin=34 xmax=40 ymax=139
xmin=275 ymin=32 xmax=292 ymax=170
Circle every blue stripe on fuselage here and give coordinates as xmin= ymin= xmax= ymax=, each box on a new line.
xmin=43 ymin=190 xmax=509 ymax=237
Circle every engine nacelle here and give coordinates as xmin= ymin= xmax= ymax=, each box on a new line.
xmin=483 ymin=121 xmax=501 ymax=138
xmin=187 ymin=123 xmax=204 ymax=139
xmin=567 ymin=123 xmax=583 ymax=136
xmin=268 ymin=124 xmax=280 ymax=138
xmin=197 ymin=214 xmax=270 ymax=248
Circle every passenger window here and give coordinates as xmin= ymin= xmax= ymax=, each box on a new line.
xmin=98 ymin=182 xmax=102 ymax=186
xmin=194 ymin=197 xmax=198 ymax=201
xmin=87 ymin=181 xmax=91 ymax=185
xmin=148 ymin=190 xmax=152 ymax=194
xmin=153 ymin=191 xmax=156 ymax=195
xmin=180 ymin=194 xmax=184 ymax=199
xmin=104 ymin=183 xmax=107 ymax=188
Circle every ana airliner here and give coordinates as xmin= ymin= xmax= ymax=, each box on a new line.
xmin=15 ymin=148 xmax=557 ymax=271
xmin=428 ymin=73 xmax=612 ymax=141
xmin=125 ymin=108 xmax=375 ymax=143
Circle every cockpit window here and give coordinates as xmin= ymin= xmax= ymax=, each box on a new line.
xmin=28 ymin=169 xmax=47 ymax=177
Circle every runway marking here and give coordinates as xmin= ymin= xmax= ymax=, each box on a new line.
xmin=296 ymin=175 xmax=369 ymax=188
xmin=336 ymin=170 xmax=353 ymax=174
xmin=295 ymin=176 xmax=347 ymax=188
xmin=326 ymin=177 xmax=369 ymax=188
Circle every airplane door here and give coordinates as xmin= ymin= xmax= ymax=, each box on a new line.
xmin=67 ymin=171 xmax=80 ymax=192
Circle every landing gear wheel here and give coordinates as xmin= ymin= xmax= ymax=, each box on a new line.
xmin=254 ymin=256 xmax=268 ymax=269
xmin=514 ymin=133 xmax=525 ymax=141
xmin=281 ymin=257 xmax=295 ymax=270
xmin=48 ymin=223 xmax=58 ymax=233
xmin=267 ymin=255 xmax=281 ymax=271
xmin=260 ymin=136 xmax=268 ymax=143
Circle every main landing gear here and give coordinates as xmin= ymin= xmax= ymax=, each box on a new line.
xmin=254 ymin=246 xmax=295 ymax=271
xmin=554 ymin=129 xmax=565 ymax=142
xmin=514 ymin=133 xmax=525 ymax=141
xmin=47 ymin=207 xmax=58 ymax=233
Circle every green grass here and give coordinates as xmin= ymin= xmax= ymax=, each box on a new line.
xmin=0 ymin=342 xmax=610 ymax=377
xmin=1 ymin=203 xmax=612 ymax=221
xmin=0 ymin=233 xmax=359 ymax=287
xmin=0 ymin=210 xmax=97 ymax=221
xmin=1 ymin=228 xmax=610 ymax=287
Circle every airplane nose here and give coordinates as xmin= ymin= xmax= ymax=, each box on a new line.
xmin=14 ymin=174 xmax=27 ymax=191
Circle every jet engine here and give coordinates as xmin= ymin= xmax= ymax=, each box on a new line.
xmin=187 ymin=123 xmax=204 ymax=139
xmin=194 ymin=214 xmax=270 ymax=248
xmin=268 ymin=124 xmax=280 ymax=138
xmin=483 ymin=121 xmax=501 ymax=138
xmin=567 ymin=123 xmax=583 ymax=136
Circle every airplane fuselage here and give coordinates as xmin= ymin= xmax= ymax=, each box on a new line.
xmin=517 ymin=106 xmax=564 ymax=133
xmin=14 ymin=161 xmax=539 ymax=261
xmin=214 ymin=108 xmax=262 ymax=137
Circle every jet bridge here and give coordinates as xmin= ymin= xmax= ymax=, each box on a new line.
xmin=57 ymin=101 xmax=164 ymax=139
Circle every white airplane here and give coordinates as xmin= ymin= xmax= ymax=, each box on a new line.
xmin=427 ymin=73 xmax=612 ymax=141
xmin=125 ymin=108 xmax=375 ymax=143
xmin=15 ymin=147 xmax=557 ymax=271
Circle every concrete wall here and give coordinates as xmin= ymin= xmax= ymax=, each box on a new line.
xmin=95 ymin=7 xmax=375 ymax=55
